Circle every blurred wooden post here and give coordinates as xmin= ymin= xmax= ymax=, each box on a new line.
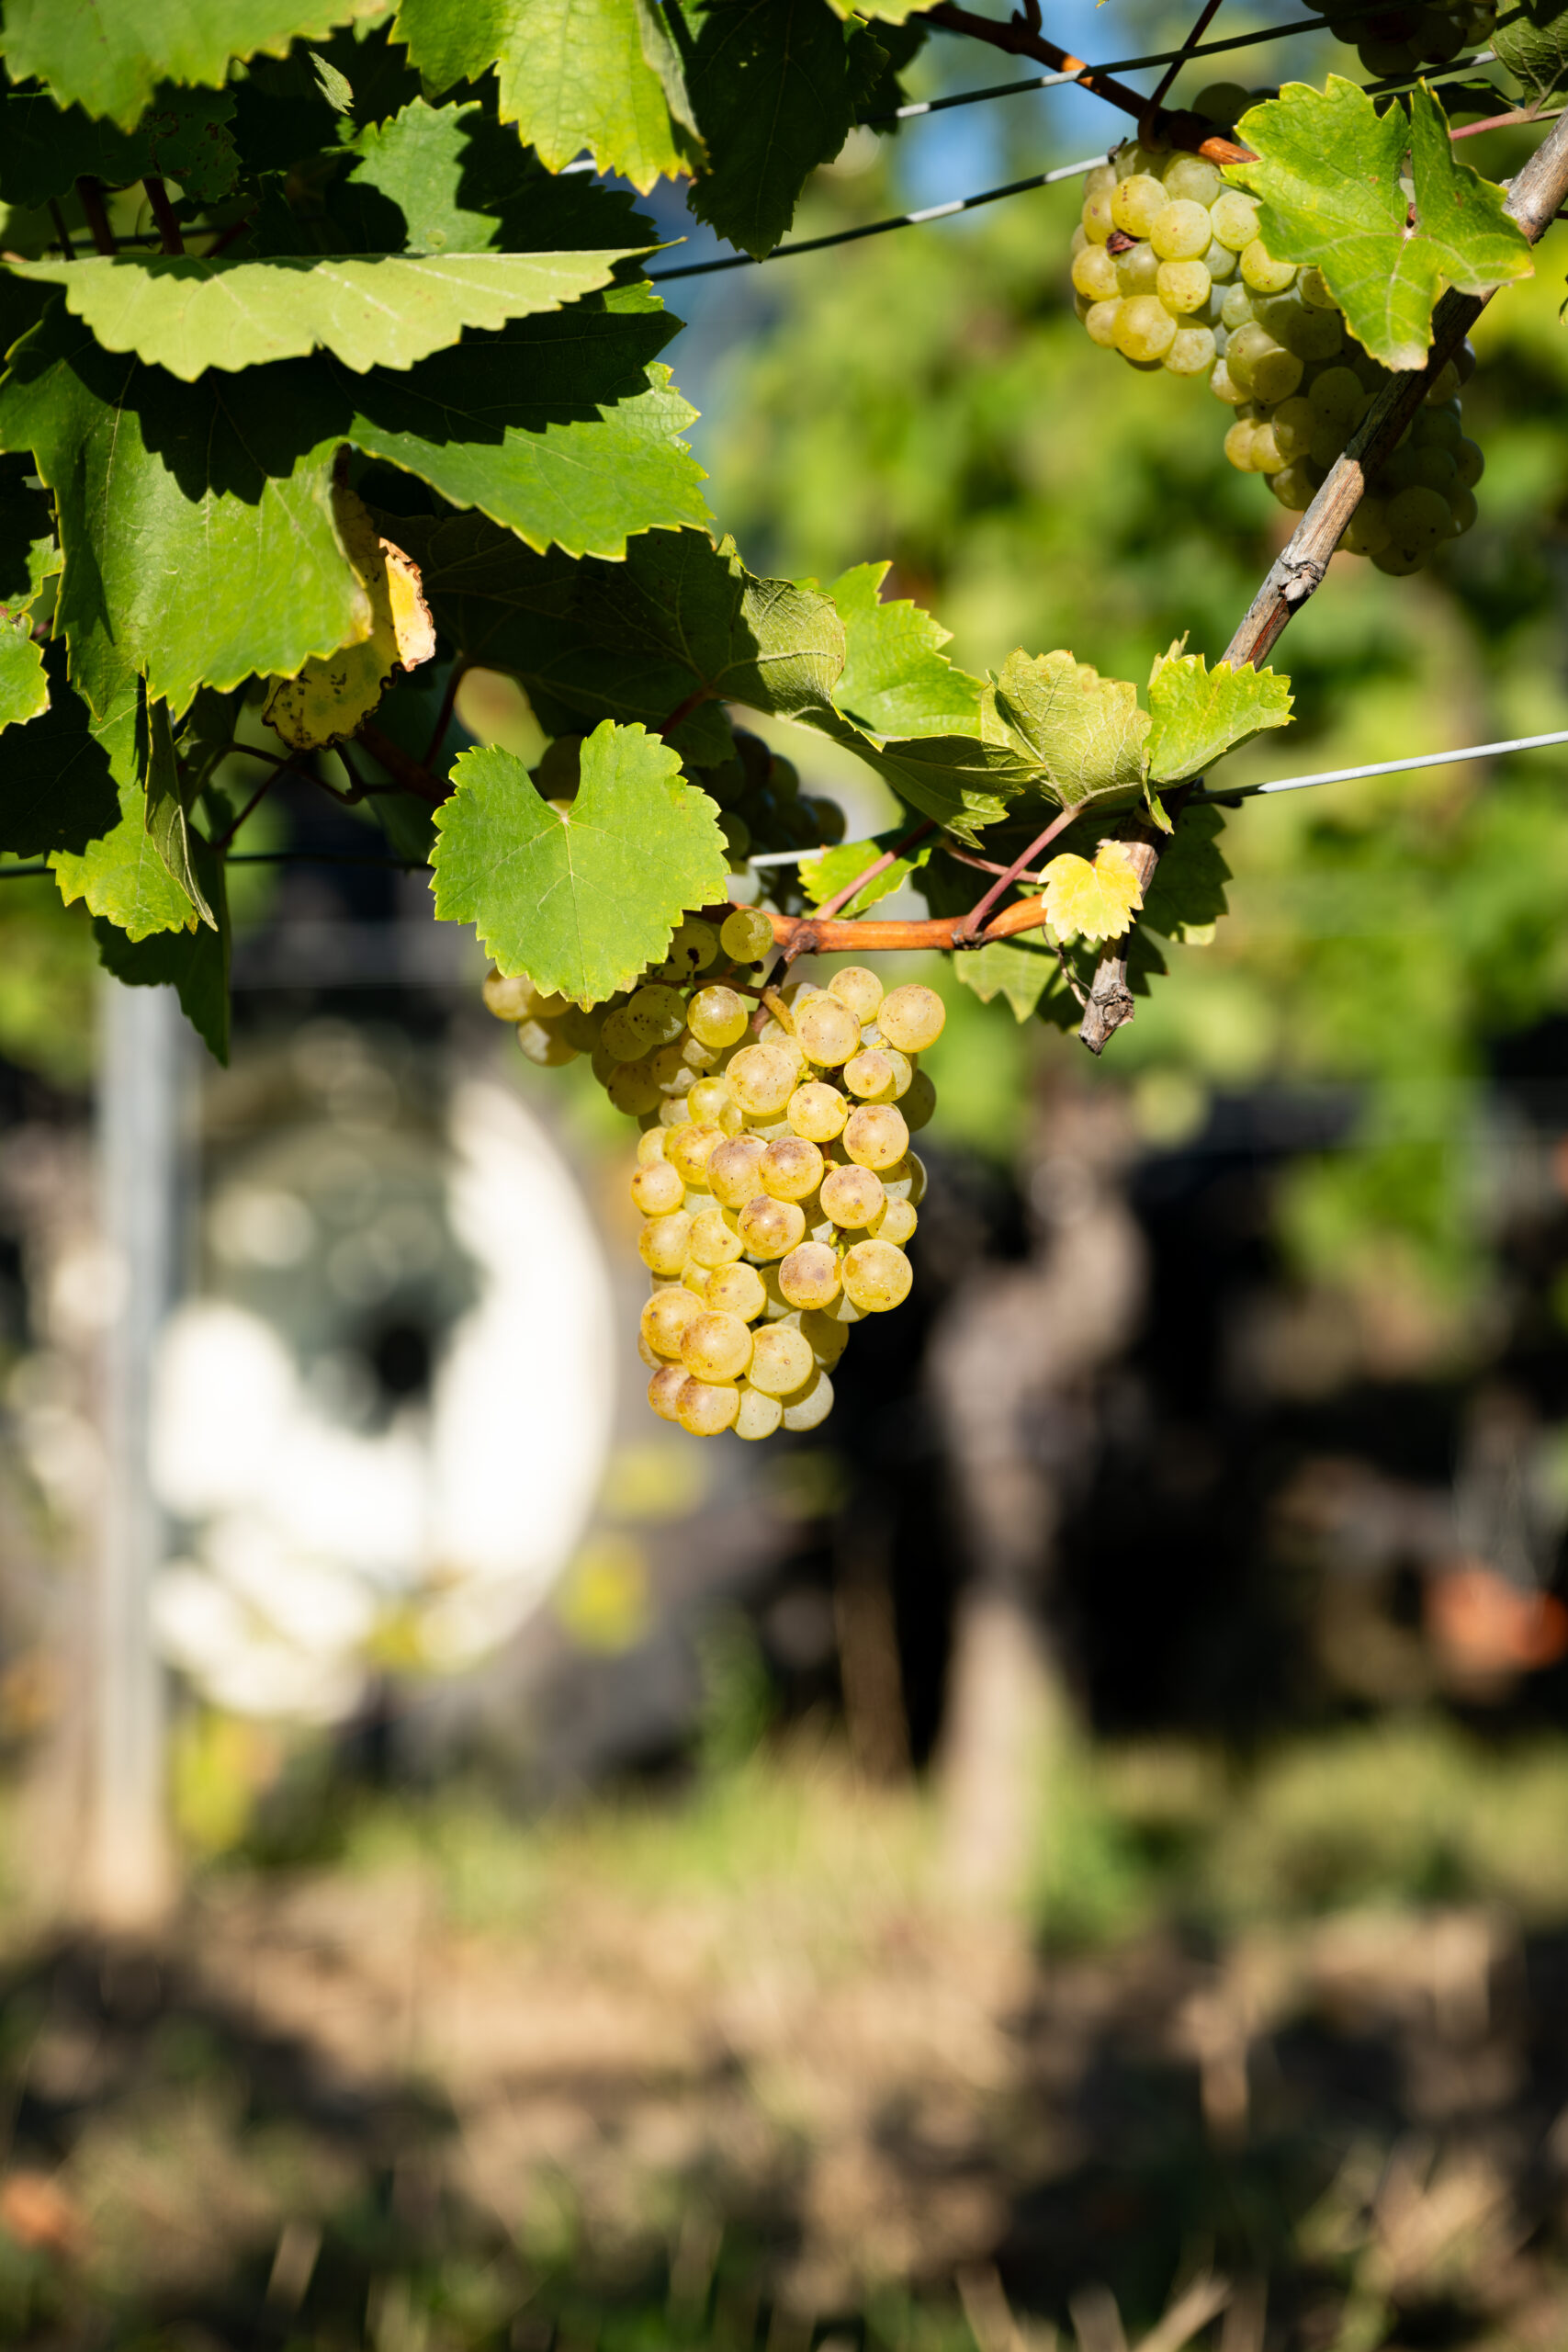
xmin=85 ymin=978 xmax=182 ymax=1924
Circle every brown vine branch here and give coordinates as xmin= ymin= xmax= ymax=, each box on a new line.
xmin=46 ymin=203 xmax=77 ymax=262
xmin=355 ymin=721 xmax=451 ymax=806
xmin=142 ymin=177 xmax=185 ymax=255
xmin=814 ymin=818 xmax=937 ymax=922
xmin=659 ymin=684 xmax=715 ymax=738
xmin=1076 ymin=104 xmax=1568 ymax=1055
xmin=752 ymin=886 xmax=1066 ymax=956
xmin=74 ymin=177 xmax=118 ymax=257
xmin=953 ymin=799 xmax=1079 ymax=940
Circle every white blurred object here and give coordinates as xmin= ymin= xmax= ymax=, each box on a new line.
xmin=150 ymin=1076 xmax=615 ymax=1720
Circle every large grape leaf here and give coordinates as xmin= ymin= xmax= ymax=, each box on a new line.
xmin=0 ymin=619 xmax=49 ymax=732
xmin=53 ymin=778 xmax=198 ymax=939
xmin=431 ymin=719 xmax=729 ymax=998
xmin=0 ymin=84 xmax=238 ymax=208
xmin=0 ymin=306 xmax=367 ymax=721
xmin=0 ymin=0 xmax=386 ymax=130
xmin=1231 ymin=79 xmax=1531 ymax=371
xmin=340 ymin=289 xmax=712 ymax=559
xmin=93 ymin=836 xmax=230 ymax=1062
xmin=11 ymin=249 xmax=646 ymax=380
xmin=950 ymin=936 xmax=1056 ymax=1021
xmin=1139 ymin=805 xmax=1232 ymax=942
xmin=985 ymin=649 xmax=1151 ymax=811
xmin=393 ymin=0 xmax=699 ymax=192
xmin=1146 ymin=650 xmax=1293 ymax=784
xmin=0 ymin=644 xmax=130 ymax=857
xmin=683 ymin=0 xmax=856 ymax=258
xmin=826 ymin=562 xmax=985 ymax=739
xmin=1494 ymin=0 xmax=1568 ymax=105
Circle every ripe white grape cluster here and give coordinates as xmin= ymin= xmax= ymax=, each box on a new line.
xmin=1323 ymin=0 xmax=1495 ymax=77
xmin=482 ymin=908 xmax=944 ymax=1442
xmin=1069 ymin=101 xmax=1483 ymax=574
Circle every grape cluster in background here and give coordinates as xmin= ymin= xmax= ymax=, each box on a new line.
xmin=483 ymin=910 xmax=943 ymax=1443
xmin=1069 ymin=90 xmax=1484 ymax=574
xmin=1325 ymin=0 xmax=1495 ymax=77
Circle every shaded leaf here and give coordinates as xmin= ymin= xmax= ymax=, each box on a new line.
xmin=950 ymin=935 xmax=1057 ymax=1021
xmin=0 ymin=0 xmax=387 ymax=130
xmin=265 ymin=488 xmax=435 ymax=747
xmin=0 ymin=643 xmax=131 ymax=856
xmin=1494 ymin=0 xmax=1568 ymax=106
xmin=987 ymin=648 xmax=1151 ymax=810
xmin=94 ymin=835 xmax=230 ymax=1062
xmin=827 ymin=560 xmax=985 ymax=738
xmin=0 ymin=618 xmax=49 ymax=732
xmin=1040 ymin=841 xmax=1145 ymax=943
xmin=684 ymin=0 xmax=854 ymax=258
xmin=432 ymin=718 xmax=730 ymax=998
xmin=811 ymin=718 xmax=1033 ymax=842
xmin=0 ymin=83 xmax=238 ymax=207
xmin=393 ymin=0 xmax=698 ymax=192
xmin=1231 ymin=78 xmax=1531 ymax=370
xmin=144 ymin=695 xmax=216 ymax=926
xmin=1146 ymin=650 xmax=1293 ymax=783
xmin=0 ymin=455 xmax=61 ymax=619
xmin=1139 ymin=804 xmax=1231 ymax=941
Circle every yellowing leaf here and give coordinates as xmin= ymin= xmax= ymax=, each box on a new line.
xmin=264 ymin=487 xmax=435 ymax=751
xmin=1040 ymin=841 xmax=1145 ymax=944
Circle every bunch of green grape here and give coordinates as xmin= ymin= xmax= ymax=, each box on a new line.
xmin=1069 ymin=112 xmax=1483 ymax=573
xmin=482 ymin=908 xmax=943 ymax=1442
xmin=1322 ymin=0 xmax=1495 ymax=75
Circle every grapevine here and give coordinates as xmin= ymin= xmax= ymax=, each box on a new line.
xmin=480 ymin=905 xmax=942 ymax=1442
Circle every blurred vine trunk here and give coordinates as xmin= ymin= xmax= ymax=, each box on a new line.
xmin=927 ymin=1089 xmax=1145 ymax=1911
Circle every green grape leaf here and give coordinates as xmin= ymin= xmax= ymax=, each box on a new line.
xmin=0 ymin=84 xmax=238 ymax=208
xmin=1138 ymin=804 xmax=1232 ymax=941
xmin=0 ymin=0 xmax=387 ymax=130
xmin=1493 ymin=0 xmax=1568 ymax=106
xmin=684 ymin=0 xmax=855 ymax=258
xmin=800 ymin=826 xmax=931 ymax=916
xmin=0 ymin=306 xmax=367 ymax=721
xmin=1146 ymin=650 xmax=1293 ymax=783
xmin=1230 ymin=79 xmax=1532 ymax=370
xmin=0 ymin=643 xmax=130 ymax=856
xmin=986 ymin=648 xmax=1151 ymax=810
xmin=806 ymin=709 xmax=1036 ymax=842
xmin=393 ymin=0 xmax=699 ymax=192
xmin=432 ymin=719 xmax=729 ymax=998
xmin=93 ymin=837 xmax=230 ymax=1063
xmin=826 ymin=561 xmax=985 ymax=738
xmin=144 ymin=696 xmax=217 ymax=926
xmin=53 ymin=775 xmax=198 ymax=940
xmin=0 ymin=618 xmax=49 ymax=733
xmin=10 ymin=249 xmax=644 ymax=380
xmin=342 ymin=287 xmax=712 ymax=559
xmin=950 ymin=935 xmax=1057 ymax=1021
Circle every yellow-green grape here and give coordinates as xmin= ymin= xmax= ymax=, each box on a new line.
xmin=1339 ymin=496 xmax=1392 ymax=556
xmin=638 ymin=1212 xmax=694 ymax=1277
xmin=1165 ymin=325 xmax=1217 ymax=377
xmin=800 ymin=1309 xmax=849 ymax=1368
xmin=793 ymin=995 xmax=862 ymax=1069
xmin=1382 ymin=484 xmax=1451 ymax=558
xmin=666 ymin=1122 xmax=723 ymax=1188
xmin=687 ymin=1075 xmax=732 ymax=1126
xmin=843 ymin=1104 xmax=910 ymax=1171
xmin=781 ymin=1370 xmax=834 ymax=1431
xmin=648 ymin=1363 xmax=688 ymax=1422
xmin=658 ymin=1095 xmax=694 ymax=1127
xmin=877 ymin=984 xmax=946 ymax=1053
xmin=901 ymin=1068 xmax=936 ymax=1132
xmin=1115 ymin=297 xmax=1177 ymax=364
xmin=778 ymin=1241 xmax=840 ymax=1310
xmin=642 ymin=1286 xmax=704 ymax=1360
xmin=647 ymin=1040 xmax=696 ymax=1098
xmin=1240 ymin=239 xmax=1297 ymax=294
xmin=841 ymin=1239 xmax=913 ymax=1314
xmin=556 ymin=1003 xmax=603 ymax=1054
xmin=1247 ymin=423 xmax=1285 ymax=474
xmin=638 ymin=1330 xmax=660 ymax=1370
xmin=719 ymin=907 xmax=775 ymax=962
xmin=1156 ymin=260 xmax=1211 ymax=315
xmin=1111 ymin=173 xmax=1167 ymax=239
xmin=1164 ymin=153 xmax=1223 ymax=205
xmin=829 ymin=966 xmax=884 ymax=1023
xmin=1072 ymin=245 xmax=1121 ymax=303
xmin=516 ymin=1019 xmax=579 ymax=1068
xmin=881 ymin=1149 xmax=926 ymax=1204
xmin=636 ymin=1126 xmax=669 ymax=1168
xmin=1085 ymin=300 xmax=1122 ymax=350
xmin=1203 ymin=237 xmax=1238 ymax=285
xmin=1114 ymin=242 xmax=1161 ymax=298
xmin=677 ymin=1377 xmax=740 ymax=1437
xmin=1452 ymin=436 xmax=1483 ymax=489
xmin=1150 ymin=200 xmax=1213 ymax=261
xmin=788 ymin=1080 xmax=849 ymax=1143
xmin=1270 ymin=395 xmax=1316 ymax=459
xmin=749 ymin=1323 xmax=816 ymax=1397
xmin=605 ymin=1061 xmax=660 ymax=1114
xmin=735 ymin=1385 xmax=784 ymax=1441
xmin=1209 ymin=190 xmax=1260 ymax=251
xmin=820 ymin=1163 xmax=886 ymax=1230
xmin=705 ymin=1261 xmax=767 ymax=1322
xmin=727 ymin=1043 xmax=798 ymax=1118
xmin=688 ymin=985 xmax=749 ymax=1049
xmin=1224 ymin=421 xmax=1259 ymax=471
xmin=682 ymin=1264 xmax=712 ymax=1305
xmin=631 ymin=1160 xmax=684 ymax=1216
xmin=843 ymin=1048 xmax=896 ymax=1102
xmin=1269 ymin=460 xmax=1319 ymax=511
xmin=1225 ymin=326 xmax=1302 ymax=403
xmin=761 ymin=1136 xmax=825 ymax=1202
xmin=738 ymin=1193 xmax=807 ymax=1261
xmin=687 ymin=1207 xmax=745 ymax=1268
xmin=1208 ymin=359 xmax=1247 ymax=406
xmin=602 ymin=1007 xmax=653 ymax=1060
xmin=680 ymin=1310 xmax=753 ymax=1383
xmin=483 ymin=968 xmax=568 ymax=1021
xmin=626 ymin=983 xmax=686 ymax=1046
xmin=872 ymin=1196 xmax=919 ymax=1247
xmin=663 ymin=918 xmax=719 ymax=979
xmin=708 ymin=1136 xmax=767 ymax=1208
